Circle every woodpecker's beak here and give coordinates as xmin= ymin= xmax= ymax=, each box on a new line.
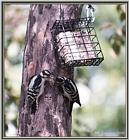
xmin=50 ymin=74 xmax=55 ymax=79
xmin=49 ymin=79 xmax=55 ymax=86
xmin=49 ymin=75 xmax=56 ymax=86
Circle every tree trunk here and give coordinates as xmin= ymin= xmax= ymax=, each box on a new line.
xmin=18 ymin=4 xmax=82 ymax=137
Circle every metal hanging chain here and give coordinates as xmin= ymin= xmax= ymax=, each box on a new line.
xmin=85 ymin=4 xmax=95 ymax=23
xmin=60 ymin=4 xmax=64 ymax=20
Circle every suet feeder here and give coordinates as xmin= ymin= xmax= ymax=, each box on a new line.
xmin=51 ymin=5 xmax=104 ymax=67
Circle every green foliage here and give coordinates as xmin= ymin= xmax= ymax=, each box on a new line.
xmin=98 ymin=4 xmax=125 ymax=55
xmin=72 ymin=4 xmax=126 ymax=137
xmin=4 ymin=4 xmax=29 ymax=136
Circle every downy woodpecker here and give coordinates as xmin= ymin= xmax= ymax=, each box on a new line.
xmin=26 ymin=70 xmax=54 ymax=113
xmin=56 ymin=76 xmax=81 ymax=115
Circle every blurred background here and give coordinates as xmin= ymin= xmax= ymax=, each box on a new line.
xmin=4 ymin=4 xmax=126 ymax=137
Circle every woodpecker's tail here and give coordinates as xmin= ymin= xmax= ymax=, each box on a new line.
xmin=77 ymin=100 xmax=81 ymax=106
xmin=76 ymin=95 xmax=81 ymax=106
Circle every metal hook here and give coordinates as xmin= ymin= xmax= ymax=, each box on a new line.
xmin=85 ymin=4 xmax=95 ymax=23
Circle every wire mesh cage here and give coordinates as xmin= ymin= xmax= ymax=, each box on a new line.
xmin=51 ymin=18 xmax=104 ymax=67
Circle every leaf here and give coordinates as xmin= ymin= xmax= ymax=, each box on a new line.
xmin=110 ymin=33 xmax=122 ymax=55
xmin=116 ymin=5 xmax=122 ymax=12
xmin=120 ymin=12 xmax=126 ymax=21
xmin=112 ymin=39 xmax=121 ymax=55
xmin=122 ymin=25 xmax=126 ymax=36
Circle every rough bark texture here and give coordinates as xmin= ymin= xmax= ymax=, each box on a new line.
xmin=18 ymin=4 xmax=82 ymax=137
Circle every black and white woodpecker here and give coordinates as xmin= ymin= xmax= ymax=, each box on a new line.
xmin=25 ymin=70 xmax=54 ymax=112
xmin=56 ymin=76 xmax=81 ymax=115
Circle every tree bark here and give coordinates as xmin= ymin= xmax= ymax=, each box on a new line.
xmin=18 ymin=4 xmax=83 ymax=137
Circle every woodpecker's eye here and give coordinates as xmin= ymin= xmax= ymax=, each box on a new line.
xmin=56 ymin=77 xmax=64 ymax=83
xmin=88 ymin=4 xmax=92 ymax=8
xmin=42 ymin=70 xmax=51 ymax=77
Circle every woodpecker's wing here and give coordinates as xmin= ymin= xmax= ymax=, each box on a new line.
xmin=28 ymin=74 xmax=42 ymax=90
xmin=28 ymin=75 xmax=35 ymax=86
xmin=65 ymin=78 xmax=78 ymax=94
xmin=75 ymin=95 xmax=81 ymax=106
xmin=66 ymin=79 xmax=81 ymax=106
xmin=27 ymin=89 xmax=38 ymax=97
